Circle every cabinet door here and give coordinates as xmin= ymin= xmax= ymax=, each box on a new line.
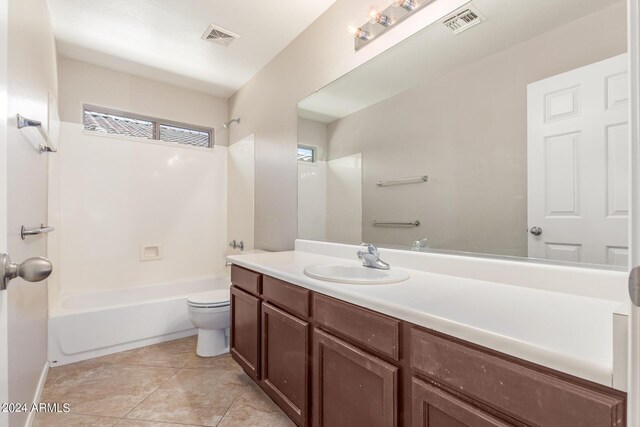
xmin=313 ymin=329 xmax=397 ymax=427
xmin=412 ymin=378 xmax=512 ymax=427
xmin=262 ymin=302 xmax=309 ymax=426
xmin=230 ymin=286 xmax=261 ymax=381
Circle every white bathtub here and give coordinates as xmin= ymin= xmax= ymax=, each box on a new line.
xmin=48 ymin=276 xmax=231 ymax=366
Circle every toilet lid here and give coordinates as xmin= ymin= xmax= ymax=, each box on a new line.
xmin=187 ymin=289 xmax=230 ymax=306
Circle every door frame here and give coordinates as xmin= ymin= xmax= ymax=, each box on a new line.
xmin=0 ymin=0 xmax=9 ymax=422
xmin=628 ymin=0 xmax=640 ymax=425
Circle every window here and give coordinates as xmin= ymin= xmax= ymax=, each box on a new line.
xmin=83 ymin=105 xmax=214 ymax=148
xmin=297 ymin=145 xmax=316 ymax=163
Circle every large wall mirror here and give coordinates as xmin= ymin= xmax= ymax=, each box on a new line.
xmin=297 ymin=0 xmax=629 ymax=268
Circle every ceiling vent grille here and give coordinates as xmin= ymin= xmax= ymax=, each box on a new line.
xmin=443 ymin=6 xmax=486 ymax=35
xmin=201 ymin=24 xmax=239 ymax=47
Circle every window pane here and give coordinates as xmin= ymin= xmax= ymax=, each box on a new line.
xmin=159 ymin=124 xmax=211 ymax=148
xmin=298 ymin=146 xmax=315 ymax=162
xmin=84 ymin=109 xmax=154 ymax=139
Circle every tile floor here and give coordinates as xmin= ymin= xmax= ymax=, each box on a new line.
xmin=35 ymin=336 xmax=294 ymax=427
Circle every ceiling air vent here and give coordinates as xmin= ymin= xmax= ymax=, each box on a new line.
xmin=443 ymin=6 xmax=486 ymax=35
xmin=201 ymin=23 xmax=239 ymax=47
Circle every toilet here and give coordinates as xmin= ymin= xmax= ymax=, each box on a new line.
xmin=187 ymin=289 xmax=231 ymax=357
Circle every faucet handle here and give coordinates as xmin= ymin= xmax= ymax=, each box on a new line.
xmin=359 ymin=243 xmax=379 ymax=257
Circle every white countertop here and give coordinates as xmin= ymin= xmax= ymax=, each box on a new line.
xmin=227 ymin=248 xmax=626 ymax=388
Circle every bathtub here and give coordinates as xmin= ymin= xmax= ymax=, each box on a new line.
xmin=48 ymin=276 xmax=231 ymax=366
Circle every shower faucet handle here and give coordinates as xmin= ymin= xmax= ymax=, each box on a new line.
xmin=228 ymin=240 xmax=245 ymax=251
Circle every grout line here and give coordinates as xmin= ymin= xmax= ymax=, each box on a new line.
xmin=121 ymin=365 xmax=182 ymax=420
xmin=214 ymin=392 xmax=242 ymax=427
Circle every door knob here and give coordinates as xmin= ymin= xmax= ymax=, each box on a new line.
xmin=0 ymin=253 xmax=52 ymax=290
xmin=529 ymin=226 xmax=543 ymax=236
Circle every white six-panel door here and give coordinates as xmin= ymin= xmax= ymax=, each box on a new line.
xmin=528 ymin=54 xmax=629 ymax=266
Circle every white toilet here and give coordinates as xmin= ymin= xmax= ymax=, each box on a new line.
xmin=187 ymin=289 xmax=231 ymax=357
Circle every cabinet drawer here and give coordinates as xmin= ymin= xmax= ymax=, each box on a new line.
xmin=262 ymin=275 xmax=310 ymax=318
xmin=231 ymin=265 xmax=262 ymax=296
xmin=313 ymin=293 xmax=400 ymax=361
xmin=410 ymin=328 xmax=625 ymax=427
xmin=412 ymin=377 xmax=512 ymax=427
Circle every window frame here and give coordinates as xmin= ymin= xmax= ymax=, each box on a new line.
xmin=83 ymin=104 xmax=215 ymax=149
xmin=297 ymin=145 xmax=317 ymax=163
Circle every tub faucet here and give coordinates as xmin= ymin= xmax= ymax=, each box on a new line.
xmin=357 ymin=244 xmax=390 ymax=270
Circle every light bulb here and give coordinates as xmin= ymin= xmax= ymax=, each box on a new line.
xmin=391 ymin=0 xmax=415 ymax=11
xmin=368 ymin=7 xmax=392 ymax=26
xmin=348 ymin=25 xmax=370 ymax=41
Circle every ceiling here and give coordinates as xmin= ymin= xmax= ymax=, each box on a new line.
xmin=298 ymin=0 xmax=624 ymax=122
xmin=48 ymin=0 xmax=336 ymax=98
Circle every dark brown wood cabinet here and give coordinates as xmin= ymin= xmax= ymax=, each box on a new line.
xmin=229 ymin=267 xmax=627 ymax=427
xmin=261 ymin=302 xmax=309 ymax=426
xmin=230 ymin=286 xmax=261 ymax=381
xmin=313 ymin=328 xmax=398 ymax=427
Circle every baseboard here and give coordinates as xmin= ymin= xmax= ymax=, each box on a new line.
xmin=24 ymin=362 xmax=49 ymax=427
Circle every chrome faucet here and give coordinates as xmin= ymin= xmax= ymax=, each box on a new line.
xmin=411 ymin=238 xmax=428 ymax=251
xmin=357 ymin=244 xmax=390 ymax=270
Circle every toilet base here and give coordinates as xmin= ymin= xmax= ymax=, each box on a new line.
xmin=196 ymin=328 xmax=228 ymax=357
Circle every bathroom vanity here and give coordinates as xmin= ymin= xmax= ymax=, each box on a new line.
xmin=227 ymin=242 xmax=628 ymax=427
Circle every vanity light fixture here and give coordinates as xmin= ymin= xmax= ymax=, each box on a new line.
xmin=352 ymin=0 xmax=457 ymax=51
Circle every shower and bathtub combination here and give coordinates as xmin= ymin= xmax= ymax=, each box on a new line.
xmin=46 ymin=117 xmax=253 ymax=365
xmin=48 ymin=277 xmax=230 ymax=365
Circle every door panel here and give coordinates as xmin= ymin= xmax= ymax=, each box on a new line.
xmin=230 ymin=286 xmax=261 ymax=380
xmin=528 ymin=54 xmax=629 ymax=265
xmin=261 ymin=302 xmax=309 ymax=426
xmin=313 ymin=328 xmax=397 ymax=427
xmin=0 ymin=0 xmax=8 ymax=423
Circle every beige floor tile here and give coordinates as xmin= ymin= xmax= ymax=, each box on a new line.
xmin=41 ymin=363 xmax=177 ymax=418
xmin=217 ymin=382 xmax=295 ymax=427
xmin=92 ymin=337 xmax=197 ymax=368
xmin=126 ymin=367 xmax=252 ymax=426
xmin=184 ymin=353 xmax=239 ymax=371
xmin=116 ymin=419 xmax=199 ymax=426
xmin=33 ymin=412 xmax=120 ymax=427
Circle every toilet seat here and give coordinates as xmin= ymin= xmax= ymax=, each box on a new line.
xmin=187 ymin=289 xmax=230 ymax=308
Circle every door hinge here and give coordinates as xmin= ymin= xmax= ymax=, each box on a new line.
xmin=629 ymin=266 xmax=640 ymax=306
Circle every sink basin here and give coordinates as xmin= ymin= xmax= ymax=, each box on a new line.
xmin=303 ymin=264 xmax=409 ymax=284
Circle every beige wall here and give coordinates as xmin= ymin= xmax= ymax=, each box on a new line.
xmin=6 ymin=0 xmax=59 ymax=424
xmin=228 ymin=0 xmax=471 ymax=250
xmin=58 ymin=58 xmax=229 ymax=145
xmin=325 ymin=3 xmax=627 ymax=256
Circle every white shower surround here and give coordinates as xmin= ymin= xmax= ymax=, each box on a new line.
xmin=46 ymin=122 xmax=231 ymax=365
xmin=48 ymin=122 xmax=229 ymax=299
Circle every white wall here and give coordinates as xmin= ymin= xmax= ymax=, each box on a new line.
xmin=5 ymin=0 xmax=58 ymax=424
xmin=50 ymin=123 xmax=228 ymax=299
xmin=58 ymin=58 xmax=230 ymax=145
xmin=228 ymin=0 xmax=471 ymax=250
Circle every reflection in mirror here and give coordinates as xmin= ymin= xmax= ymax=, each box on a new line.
xmin=297 ymin=0 xmax=629 ymax=268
